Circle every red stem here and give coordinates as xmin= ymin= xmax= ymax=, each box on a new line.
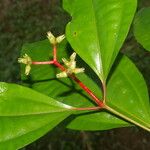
xmin=53 ymin=45 xmax=57 ymax=61
xmin=31 ymin=45 xmax=105 ymax=109
xmin=32 ymin=61 xmax=54 ymax=65
xmin=54 ymin=61 xmax=104 ymax=107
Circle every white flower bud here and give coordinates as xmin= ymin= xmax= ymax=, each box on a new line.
xmin=18 ymin=54 xmax=32 ymax=76
xmin=70 ymin=52 xmax=76 ymax=61
xmin=56 ymin=71 xmax=67 ymax=78
xmin=73 ymin=68 xmax=85 ymax=74
xmin=18 ymin=54 xmax=32 ymax=65
xmin=62 ymin=57 xmax=76 ymax=69
xmin=70 ymin=61 xmax=76 ymax=70
xmin=62 ymin=58 xmax=70 ymax=67
xmin=47 ymin=31 xmax=65 ymax=45
xmin=57 ymin=52 xmax=85 ymax=78
xmin=25 ymin=65 xmax=31 ymax=76
xmin=56 ymin=34 xmax=65 ymax=43
xmin=47 ymin=31 xmax=56 ymax=45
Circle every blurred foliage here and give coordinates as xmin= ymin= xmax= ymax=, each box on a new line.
xmin=0 ymin=0 xmax=150 ymax=150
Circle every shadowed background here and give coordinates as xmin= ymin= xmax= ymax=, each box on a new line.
xmin=0 ymin=0 xmax=150 ymax=150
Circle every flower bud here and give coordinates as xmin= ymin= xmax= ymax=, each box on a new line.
xmin=18 ymin=54 xmax=32 ymax=65
xmin=47 ymin=31 xmax=65 ymax=45
xmin=25 ymin=65 xmax=31 ymax=76
xmin=70 ymin=61 xmax=76 ymax=70
xmin=56 ymin=71 xmax=67 ymax=78
xmin=57 ymin=52 xmax=85 ymax=78
xmin=73 ymin=68 xmax=85 ymax=74
xmin=56 ymin=34 xmax=65 ymax=43
xmin=47 ymin=31 xmax=56 ymax=45
xmin=70 ymin=52 xmax=76 ymax=61
xmin=62 ymin=58 xmax=70 ymax=66
xmin=18 ymin=54 xmax=32 ymax=76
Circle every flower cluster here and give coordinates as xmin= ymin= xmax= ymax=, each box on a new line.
xmin=18 ymin=54 xmax=32 ymax=75
xmin=18 ymin=31 xmax=85 ymax=78
xmin=56 ymin=52 xmax=85 ymax=78
xmin=47 ymin=31 xmax=65 ymax=45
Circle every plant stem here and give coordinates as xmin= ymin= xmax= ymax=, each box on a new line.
xmin=105 ymin=105 xmax=150 ymax=132
xmin=53 ymin=61 xmax=104 ymax=107
xmin=32 ymin=61 xmax=54 ymax=65
xmin=31 ymin=45 xmax=104 ymax=108
xmin=31 ymin=45 xmax=150 ymax=132
xmin=53 ymin=45 xmax=57 ymax=61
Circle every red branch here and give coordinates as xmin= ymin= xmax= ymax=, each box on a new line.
xmin=31 ymin=45 xmax=105 ymax=109
xmin=53 ymin=45 xmax=57 ymax=61
xmin=53 ymin=61 xmax=104 ymax=107
xmin=32 ymin=61 xmax=54 ymax=65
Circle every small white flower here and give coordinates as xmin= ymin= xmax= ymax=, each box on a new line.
xmin=56 ymin=71 xmax=67 ymax=78
xmin=70 ymin=52 xmax=76 ymax=62
xmin=56 ymin=34 xmax=65 ymax=43
xmin=62 ymin=52 xmax=76 ymax=70
xmin=56 ymin=52 xmax=85 ymax=78
xmin=47 ymin=31 xmax=56 ymax=45
xmin=25 ymin=65 xmax=31 ymax=76
xmin=18 ymin=54 xmax=32 ymax=76
xmin=18 ymin=54 xmax=32 ymax=65
xmin=62 ymin=58 xmax=70 ymax=67
xmin=73 ymin=68 xmax=85 ymax=74
xmin=47 ymin=31 xmax=65 ymax=45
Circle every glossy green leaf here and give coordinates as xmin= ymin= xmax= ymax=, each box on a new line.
xmin=63 ymin=0 xmax=137 ymax=81
xmin=0 ymin=82 xmax=73 ymax=149
xmin=106 ymin=55 xmax=150 ymax=131
xmin=21 ymin=39 xmax=131 ymax=131
xmin=134 ymin=7 xmax=150 ymax=51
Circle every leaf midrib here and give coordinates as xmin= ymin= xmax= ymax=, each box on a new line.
xmin=0 ymin=109 xmax=73 ymax=117
xmin=91 ymin=0 xmax=104 ymax=80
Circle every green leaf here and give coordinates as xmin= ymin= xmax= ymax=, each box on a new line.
xmin=63 ymin=0 xmax=137 ymax=81
xmin=106 ymin=55 xmax=150 ymax=131
xmin=134 ymin=7 xmax=150 ymax=51
xmin=66 ymin=55 xmax=150 ymax=131
xmin=0 ymin=82 xmax=73 ymax=149
xmin=21 ymin=39 xmax=131 ymax=131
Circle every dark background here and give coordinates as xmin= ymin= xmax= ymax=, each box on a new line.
xmin=0 ymin=0 xmax=150 ymax=150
